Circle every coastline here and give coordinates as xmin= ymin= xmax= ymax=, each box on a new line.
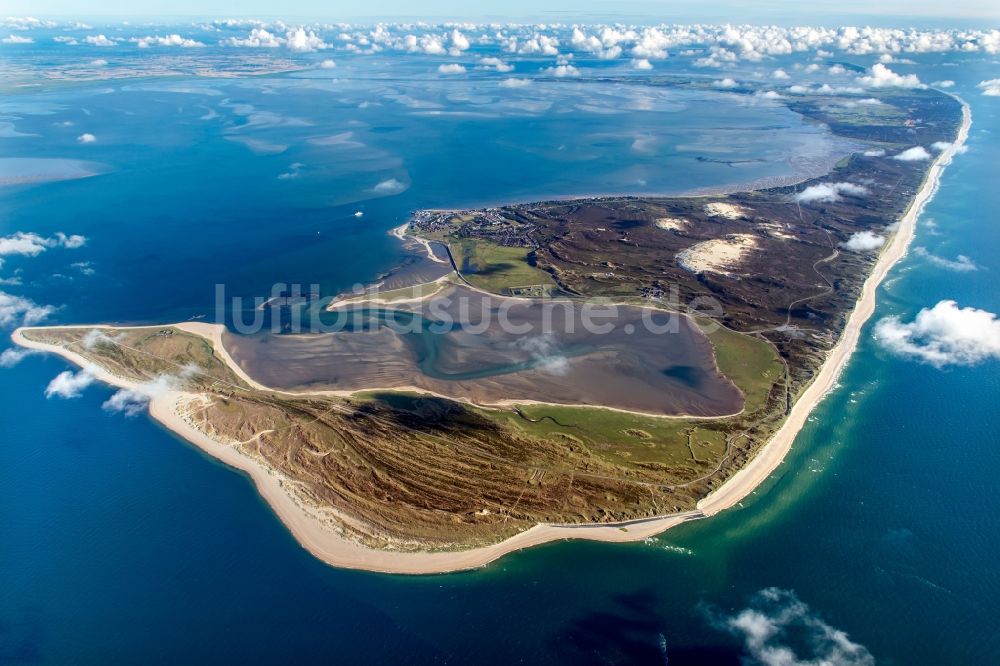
xmin=11 ymin=100 xmax=970 ymax=574
xmin=12 ymin=325 xmax=704 ymax=573
xmin=697 ymin=99 xmax=971 ymax=516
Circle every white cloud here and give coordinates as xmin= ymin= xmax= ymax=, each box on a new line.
xmin=893 ymin=146 xmax=931 ymax=161
xmin=0 ymin=347 xmax=37 ymax=368
xmin=449 ymin=28 xmax=470 ymax=55
xmin=223 ymin=28 xmax=282 ymax=48
xmin=571 ymin=27 xmax=600 ymax=52
xmin=30 ymin=23 xmax=998 ymax=77
xmin=47 ymin=24 xmax=1000 ymax=66
xmin=57 ymin=233 xmax=86 ymax=248
xmin=77 ymin=133 xmax=96 ymax=144
xmin=630 ymin=27 xmax=671 ymax=59
xmin=863 ymin=148 xmax=886 ymax=157
xmin=102 ymin=372 xmax=188 ymax=416
xmin=694 ymin=46 xmax=739 ymax=68
xmin=133 ymin=34 xmax=205 ymax=48
xmin=102 ymin=387 xmax=149 ymax=415
xmin=931 ymin=141 xmax=966 ymax=154
xmin=3 ymin=16 xmax=55 ymax=30
xmin=912 ymin=247 xmax=979 ymax=272
xmin=478 ymin=56 xmax=513 ymax=72
xmin=856 ymin=64 xmax=924 ymax=89
xmin=518 ymin=334 xmax=569 ymax=375
xmin=771 ymin=68 xmax=790 ymax=80
xmin=90 ymin=24 xmax=999 ymax=72
xmin=795 ymin=182 xmax=869 ymax=203
xmin=499 ymin=77 xmax=531 ymax=88
xmin=211 ymin=18 xmax=267 ymax=29
xmin=632 ymin=58 xmax=653 ymax=70
xmin=277 ymin=162 xmax=304 ymax=180
xmin=513 ymin=33 xmax=560 ymax=56
xmin=713 ymin=588 xmax=874 ymax=666
xmin=437 ymin=63 xmax=466 ymax=74
xmin=977 ymin=78 xmax=1000 ymax=96
xmin=82 ymin=329 xmax=117 ymax=349
xmin=596 ymin=45 xmax=622 ymax=60
xmin=841 ymin=231 xmax=885 ymax=252
xmin=0 ymin=231 xmax=87 ymax=259
xmin=45 ymin=369 xmax=95 ymax=399
xmin=403 ymin=34 xmax=447 ymax=55
xmin=874 ymin=300 xmax=1000 ymax=367
xmin=570 ymin=27 xmax=621 ymax=59
xmin=0 ymin=291 xmax=54 ymax=327
xmin=0 ymin=233 xmax=51 ymax=258
xmin=90 ymin=58 xmax=108 ymax=66
xmin=84 ymin=34 xmax=116 ymax=47
xmin=836 ymin=98 xmax=884 ymax=109
xmin=878 ymin=53 xmax=917 ymax=65
xmin=545 ymin=63 xmax=580 ymax=77
xmin=319 ymin=59 xmax=336 ymax=69
xmin=372 ymin=178 xmax=407 ymax=194
xmin=285 ymin=28 xmax=330 ymax=53
xmin=712 ymin=77 xmax=737 ymax=88
xmin=2 ymin=34 xmax=33 ymax=44
xmin=932 ymin=79 xmax=955 ymax=88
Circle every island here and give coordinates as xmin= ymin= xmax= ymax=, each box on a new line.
xmin=13 ymin=83 xmax=969 ymax=573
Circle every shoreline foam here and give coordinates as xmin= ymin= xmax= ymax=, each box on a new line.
xmin=11 ymin=100 xmax=970 ymax=574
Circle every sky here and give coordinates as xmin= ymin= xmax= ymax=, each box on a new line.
xmin=7 ymin=0 xmax=1000 ymax=24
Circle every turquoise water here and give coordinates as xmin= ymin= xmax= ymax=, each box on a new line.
xmin=1 ymin=48 xmax=999 ymax=663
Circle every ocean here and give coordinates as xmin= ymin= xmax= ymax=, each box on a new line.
xmin=1 ymin=43 xmax=998 ymax=664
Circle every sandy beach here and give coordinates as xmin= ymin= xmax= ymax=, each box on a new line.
xmin=696 ymin=98 xmax=970 ymax=517
xmin=11 ymin=325 xmax=705 ymax=574
xmin=10 ymin=99 xmax=970 ymax=574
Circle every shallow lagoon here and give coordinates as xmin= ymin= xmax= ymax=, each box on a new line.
xmin=225 ymin=285 xmax=744 ymax=416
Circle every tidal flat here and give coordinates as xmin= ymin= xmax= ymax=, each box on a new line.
xmin=226 ymin=284 xmax=745 ymax=417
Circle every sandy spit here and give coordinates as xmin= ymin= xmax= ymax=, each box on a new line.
xmin=10 ymin=99 xmax=970 ymax=574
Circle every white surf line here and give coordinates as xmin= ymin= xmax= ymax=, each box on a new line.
xmin=696 ymin=97 xmax=971 ymax=518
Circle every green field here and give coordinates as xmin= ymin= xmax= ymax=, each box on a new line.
xmin=487 ymin=324 xmax=782 ymax=471
xmin=491 ymin=404 xmax=729 ymax=470
xmin=448 ymin=238 xmax=555 ymax=294
xmin=705 ymin=323 xmax=784 ymax=414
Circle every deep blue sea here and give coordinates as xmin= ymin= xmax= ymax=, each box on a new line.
xmin=1 ymin=37 xmax=999 ymax=664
